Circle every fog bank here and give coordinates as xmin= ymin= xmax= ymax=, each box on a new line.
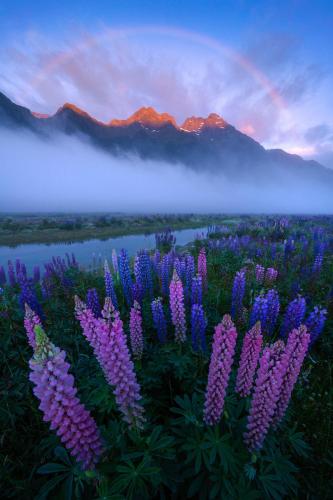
xmin=1 ymin=129 xmax=333 ymax=214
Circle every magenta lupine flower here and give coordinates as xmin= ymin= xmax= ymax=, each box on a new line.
xmin=75 ymin=296 xmax=145 ymax=428
xmin=24 ymin=303 xmax=42 ymax=349
xmin=169 ymin=270 xmax=186 ymax=342
xmin=130 ymin=300 xmax=144 ymax=360
xmin=272 ymin=325 xmax=310 ymax=427
xmin=265 ymin=267 xmax=278 ymax=285
xmin=74 ymin=295 xmax=100 ymax=350
xmin=101 ymin=296 xmax=120 ymax=323
xmin=94 ymin=315 xmax=145 ymax=428
xmin=29 ymin=326 xmax=103 ymax=470
xmin=244 ymin=340 xmax=286 ymax=451
xmin=203 ymin=315 xmax=238 ymax=425
xmin=255 ymin=264 xmax=265 ymax=284
xmin=198 ymin=248 xmax=207 ymax=289
xmin=235 ymin=322 xmax=263 ymax=397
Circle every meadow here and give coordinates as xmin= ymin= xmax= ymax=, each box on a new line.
xmin=0 ymin=216 xmax=332 ymax=499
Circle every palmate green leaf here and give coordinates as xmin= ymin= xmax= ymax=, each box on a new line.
xmin=258 ymin=473 xmax=287 ymax=500
xmin=62 ymin=473 xmax=74 ymax=500
xmin=88 ymin=384 xmax=116 ymax=413
xmin=35 ymin=473 xmax=69 ymax=500
xmin=54 ymin=446 xmax=72 ymax=466
xmin=37 ymin=463 xmax=70 ymax=474
xmin=219 ymin=440 xmax=239 ymax=476
xmin=287 ymin=426 xmax=311 ymax=457
xmin=187 ymin=472 xmax=206 ymax=498
xmin=181 ymin=433 xmax=211 ymax=473
xmin=171 ymin=393 xmax=202 ymax=426
xmin=144 ymin=426 xmax=176 ymax=460
xmin=110 ymin=458 xmax=161 ymax=498
xmin=244 ymin=463 xmax=256 ymax=481
xmin=121 ymin=451 xmax=145 ymax=461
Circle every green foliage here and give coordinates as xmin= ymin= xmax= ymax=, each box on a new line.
xmin=1 ymin=215 xmax=333 ymax=498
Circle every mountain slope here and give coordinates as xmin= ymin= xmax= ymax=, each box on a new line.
xmin=0 ymin=90 xmax=332 ymax=187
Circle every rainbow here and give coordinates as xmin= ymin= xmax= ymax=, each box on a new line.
xmin=31 ymin=25 xmax=286 ymax=114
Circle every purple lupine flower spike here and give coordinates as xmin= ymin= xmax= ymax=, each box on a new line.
xmin=255 ymin=264 xmax=265 ymax=284
xmin=160 ymin=254 xmax=172 ymax=296
xmin=151 ymin=298 xmax=167 ymax=343
xmin=191 ymin=275 xmax=203 ymax=305
xmin=272 ymin=325 xmax=310 ymax=427
xmin=104 ymin=260 xmax=118 ymax=310
xmin=33 ymin=266 xmax=41 ymax=283
xmin=250 ymin=294 xmax=268 ymax=330
xmin=0 ymin=265 xmax=6 ymax=286
xmin=132 ymin=280 xmax=144 ymax=305
xmin=250 ymin=290 xmax=279 ymax=335
xmin=244 ymin=340 xmax=286 ymax=451
xmin=8 ymin=260 xmax=16 ymax=287
xmin=203 ymin=315 xmax=238 ymax=425
xmin=75 ymin=297 xmax=145 ymax=429
xmin=101 ymin=296 xmax=120 ymax=323
xmin=265 ymin=267 xmax=278 ymax=285
xmin=169 ymin=270 xmax=186 ymax=342
xmin=130 ymin=301 xmax=144 ymax=360
xmin=312 ymin=253 xmax=323 ymax=275
xmin=198 ymin=248 xmax=207 ymax=290
xmin=185 ymin=254 xmax=195 ymax=299
xmin=280 ymin=296 xmax=306 ymax=338
xmin=119 ymin=249 xmax=133 ymax=306
xmin=235 ymin=322 xmax=263 ymax=397
xmin=231 ymin=270 xmax=246 ymax=320
xmin=86 ymin=288 xmax=101 ymax=318
xmin=24 ymin=303 xmax=42 ymax=349
xmin=75 ymin=295 xmax=100 ymax=351
xmin=29 ymin=326 xmax=103 ymax=470
xmin=18 ymin=273 xmax=44 ymax=319
xmin=94 ymin=315 xmax=145 ymax=428
xmin=111 ymin=249 xmax=119 ymax=275
xmin=191 ymin=303 xmax=207 ymax=352
xmin=135 ymin=250 xmax=153 ymax=298
xmin=305 ymin=306 xmax=327 ymax=346
xmin=265 ymin=289 xmax=280 ymax=334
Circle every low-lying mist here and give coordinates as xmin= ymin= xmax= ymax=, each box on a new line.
xmin=1 ymin=128 xmax=333 ymax=214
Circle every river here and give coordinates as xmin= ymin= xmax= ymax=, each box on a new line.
xmin=0 ymin=226 xmax=207 ymax=273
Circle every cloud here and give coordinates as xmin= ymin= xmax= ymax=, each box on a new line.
xmin=1 ymin=127 xmax=333 ymax=214
xmin=0 ymin=26 xmax=332 ymax=161
xmin=305 ymin=124 xmax=331 ymax=142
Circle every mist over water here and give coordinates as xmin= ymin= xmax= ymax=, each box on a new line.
xmin=1 ymin=128 xmax=333 ymax=214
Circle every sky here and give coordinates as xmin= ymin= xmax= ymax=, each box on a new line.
xmin=0 ymin=0 xmax=333 ymax=167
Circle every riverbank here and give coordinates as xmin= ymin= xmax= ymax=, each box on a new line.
xmin=0 ymin=214 xmax=238 ymax=246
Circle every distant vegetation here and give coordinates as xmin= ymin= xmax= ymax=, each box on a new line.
xmin=0 ymin=213 xmax=235 ymax=246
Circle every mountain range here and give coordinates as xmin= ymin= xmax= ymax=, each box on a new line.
xmin=1 ymin=90 xmax=332 ymax=187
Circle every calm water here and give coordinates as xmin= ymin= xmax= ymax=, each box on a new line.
xmin=0 ymin=227 xmax=207 ymax=273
